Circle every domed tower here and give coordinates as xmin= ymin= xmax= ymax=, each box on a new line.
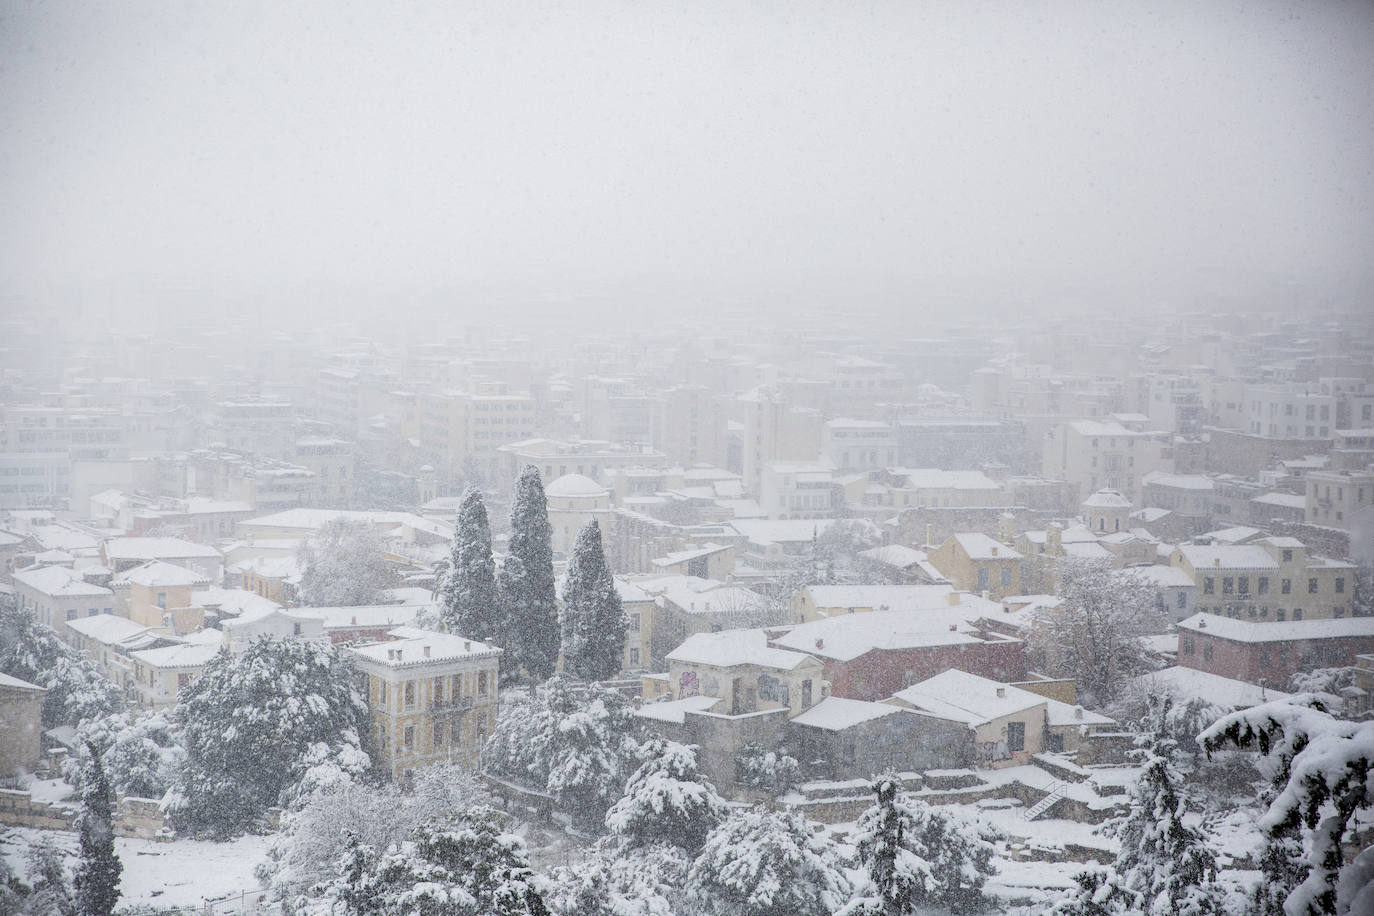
xmin=1082 ymin=488 xmax=1132 ymax=534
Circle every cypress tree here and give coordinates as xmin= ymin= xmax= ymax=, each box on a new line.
xmin=560 ymin=520 xmax=628 ymax=681
xmin=497 ymin=465 xmax=560 ymax=683
xmin=74 ymin=743 xmax=122 ymax=916
xmin=441 ymin=486 xmax=501 ymax=641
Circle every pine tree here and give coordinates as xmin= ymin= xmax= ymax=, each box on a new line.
xmin=687 ymin=806 xmax=852 ymax=916
xmin=167 ymin=638 xmax=370 ymax=836
xmin=497 ymin=465 xmax=560 ymax=683
xmin=73 ymin=744 xmax=122 ymax=916
xmin=442 ymin=485 xmax=502 ymax=641
xmin=605 ymin=738 xmax=729 ymax=852
xmin=841 ymin=774 xmax=999 ymax=916
xmin=560 ymin=520 xmax=627 ymax=682
xmin=1055 ymin=697 xmax=1222 ymax=916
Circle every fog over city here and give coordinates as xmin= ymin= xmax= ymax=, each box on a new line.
xmin=2 ymin=3 xmax=1374 ymax=916
xmin=3 ymin=0 xmax=1374 ymax=328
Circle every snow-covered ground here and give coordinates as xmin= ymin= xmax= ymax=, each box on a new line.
xmin=1 ymin=826 xmax=272 ymax=911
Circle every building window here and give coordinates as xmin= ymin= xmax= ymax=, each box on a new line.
xmin=629 ymin=647 xmax=641 ymax=666
xmin=177 ymin=673 xmax=191 ymax=689
xmin=378 ymin=680 xmax=388 ymax=706
xmin=1258 ymin=577 xmax=1269 ymax=596
xmin=1182 ymin=637 xmax=1195 ymax=655
xmin=978 ymin=568 xmax=989 ymax=591
xmin=1203 ymin=644 xmax=1214 ymax=661
xmin=1006 ymin=721 xmax=1026 ymax=753
xmin=1336 ymin=578 xmax=1345 ymax=594
xmin=433 ymin=722 xmax=445 ymax=748
xmin=1283 ymin=549 xmax=1293 ymax=562
xmin=1277 ymin=609 xmax=1286 ymax=621
xmin=1177 ymin=591 xmax=1187 ymax=609
xmin=1293 ymin=608 xmax=1303 ymax=621
xmin=404 ymin=681 xmax=416 ymax=708
xmin=1282 ymin=579 xmax=1291 ymax=595
xmin=1222 ymin=577 xmax=1234 ymax=595
xmin=1308 ymin=578 xmax=1318 ymax=594
xmin=478 ymin=670 xmax=489 ymax=695
xmin=451 ymin=674 xmax=462 ymax=698
xmin=1203 ymin=578 xmax=1215 ymax=595
xmin=434 ymin=677 xmax=444 ymax=702
xmin=403 ymin=725 xmax=415 ymax=750
xmin=1237 ymin=577 xmax=1249 ymax=596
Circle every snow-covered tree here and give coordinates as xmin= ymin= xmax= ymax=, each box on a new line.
xmin=73 ymin=747 xmax=121 ymax=916
xmin=166 ymin=638 xmax=369 ymax=837
xmin=1201 ymin=695 xmax=1374 ymax=915
xmin=497 ymin=466 xmax=561 ymax=683
xmin=297 ymin=517 xmax=398 ymax=607
xmin=560 ymin=520 xmax=628 ymax=682
xmin=441 ymin=486 xmax=502 ymax=642
xmin=686 ymin=807 xmax=852 ymax=916
xmin=0 ymin=595 xmax=121 ymax=728
xmin=734 ymin=743 xmax=800 ymax=796
xmin=605 ymin=739 xmax=728 ymax=851
xmin=263 ymin=766 xmax=493 ymax=910
xmin=320 ymin=806 xmax=550 ymax=916
xmin=842 ymin=774 xmax=1000 ymax=916
xmin=547 ymin=841 xmax=687 ymax=916
xmin=22 ymin=837 xmax=73 ymax=916
xmin=1055 ymin=698 xmax=1222 ymax=916
xmin=64 ymin=711 xmax=183 ymax=800
xmin=1030 ymin=559 xmax=1158 ymax=705
xmin=483 ymin=677 xmax=643 ymax=832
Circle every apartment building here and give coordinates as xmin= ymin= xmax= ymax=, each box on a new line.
xmin=1170 ymin=538 xmax=1356 ymax=622
xmin=348 ymin=627 xmax=502 ymax=780
xmin=1042 ymin=419 xmax=1172 ymax=504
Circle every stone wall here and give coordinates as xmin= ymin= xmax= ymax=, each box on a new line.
xmin=0 ymin=788 xmax=175 ymax=841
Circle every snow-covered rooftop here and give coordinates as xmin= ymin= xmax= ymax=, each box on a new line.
xmin=0 ymin=671 xmax=44 ymax=691
xmin=65 ymin=614 xmax=151 ymax=644
xmin=949 ymin=532 xmax=1022 ymax=561
xmin=890 ymin=670 xmax=1046 ymax=726
xmin=1175 ymin=544 xmax=1278 ymax=571
xmin=116 ymin=560 xmax=211 ymax=589
xmin=1082 ymin=488 xmax=1133 ymax=508
xmin=1178 ymin=613 xmax=1374 ymax=643
xmin=131 ymin=635 xmax=223 ymax=669
xmin=667 ymin=629 xmax=816 ymax=670
xmin=104 ymin=537 xmax=222 ymax=561
xmin=13 ymin=565 xmax=113 ymax=598
xmin=545 ymin=473 xmax=608 ymax=498
xmin=1131 ymin=666 xmax=1293 ymax=709
xmin=634 ymin=695 xmax=721 ymax=724
xmin=791 ymin=696 xmax=901 ymax=731
xmin=771 ymin=606 xmax=1008 ymax=662
xmin=349 ymin=626 xmax=501 ymax=667
xmin=896 ymin=468 xmax=1002 ymax=491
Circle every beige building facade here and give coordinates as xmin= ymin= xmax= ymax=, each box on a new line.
xmin=348 ymin=627 xmax=501 ymax=780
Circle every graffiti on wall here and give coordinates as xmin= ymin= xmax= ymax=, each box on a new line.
xmin=679 ymin=671 xmax=699 ymax=698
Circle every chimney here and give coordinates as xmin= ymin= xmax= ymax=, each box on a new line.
xmin=464 ymin=641 xmax=471 ymax=651
xmin=946 ymin=591 xmax=960 ymax=607
xmin=996 ymin=687 xmax=1006 ymax=698
xmin=423 ymin=645 xmax=431 ymax=658
xmin=1074 ymin=705 xmax=1084 ymax=719
xmin=991 ymin=546 xmax=999 ymax=557
xmin=815 ymin=638 xmax=824 ymax=649
xmin=1198 ymin=618 xmax=1206 ymax=629
xmin=351 ymin=615 xmax=357 ymax=625
xmin=1214 ymin=558 xmax=1220 ymax=567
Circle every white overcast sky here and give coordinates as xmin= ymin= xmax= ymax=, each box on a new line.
xmin=2 ymin=0 xmax=1372 ymax=323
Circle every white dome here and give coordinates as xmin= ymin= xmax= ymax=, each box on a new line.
xmin=1082 ymin=488 xmax=1132 ymax=509
xmin=545 ymin=473 xmax=607 ymax=499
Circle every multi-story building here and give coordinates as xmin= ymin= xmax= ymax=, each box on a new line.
xmin=293 ymin=437 xmax=356 ymax=508
xmin=348 ymin=627 xmax=501 ymax=780
xmin=926 ymin=533 xmax=1025 ymax=600
xmin=1042 ymin=419 xmax=1172 ymax=505
xmin=1304 ymin=467 xmax=1374 ymax=531
xmin=1242 ymin=383 xmax=1337 ymax=440
xmin=659 ymin=385 xmax=728 ymax=469
xmin=1171 ymin=538 xmax=1356 ymax=622
xmin=1176 ymin=613 xmax=1374 ymax=686
xmin=821 ymin=419 xmax=896 ymax=471
xmin=12 ymin=565 xmax=115 ymax=629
